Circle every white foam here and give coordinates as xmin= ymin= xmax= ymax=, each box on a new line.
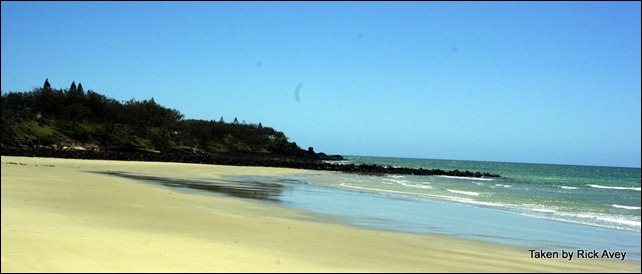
xmin=575 ymin=213 xmax=594 ymax=219
xmin=382 ymin=178 xmax=410 ymax=184
xmin=403 ymin=183 xmax=433 ymax=190
xmin=612 ymin=204 xmax=641 ymax=210
xmin=449 ymin=199 xmax=508 ymax=208
xmin=382 ymin=178 xmax=433 ymax=189
xmin=446 ymin=189 xmax=480 ymax=196
xmin=323 ymin=160 xmax=353 ymax=165
xmin=587 ymin=184 xmax=641 ymax=191
xmin=337 ymin=183 xmax=641 ymax=232
xmin=399 ymin=182 xmax=433 ymax=190
xmin=340 ymin=183 xmax=468 ymax=202
xmin=560 ymin=186 xmax=579 ymax=190
xmin=521 ymin=204 xmax=560 ymax=214
xmin=518 ymin=211 xmax=641 ymax=232
xmin=596 ymin=216 xmax=641 ymax=227
xmin=340 ymin=183 xmax=417 ymax=196
xmin=437 ymin=175 xmax=495 ymax=181
xmin=513 ymin=205 xmax=641 ymax=231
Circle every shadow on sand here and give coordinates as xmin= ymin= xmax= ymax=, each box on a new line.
xmin=89 ymin=171 xmax=291 ymax=201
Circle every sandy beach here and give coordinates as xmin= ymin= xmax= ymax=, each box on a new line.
xmin=2 ymin=156 xmax=639 ymax=272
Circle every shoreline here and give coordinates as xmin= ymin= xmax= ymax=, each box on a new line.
xmin=2 ymin=156 xmax=639 ymax=272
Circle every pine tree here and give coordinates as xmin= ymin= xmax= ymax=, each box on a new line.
xmin=44 ymin=78 xmax=51 ymax=89
xmin=77 ymin=83 xmax=84 ymax=93
xmin=70 ymin=81 xmax=77 ymax=92
xmin=233 ymin=117 xmax=239 ymax=124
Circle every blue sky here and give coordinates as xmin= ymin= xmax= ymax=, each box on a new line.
xmin=2 ymin=1 xmax=640 ymax=168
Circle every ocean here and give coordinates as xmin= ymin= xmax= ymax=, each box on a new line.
xmin=267 ymin=156 xmax=641 ymax=260
xmin=323 ymin=156 xmax=641 ymax=233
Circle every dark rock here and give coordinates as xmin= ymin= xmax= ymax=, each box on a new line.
xmin=0 ymin=146 xmax=500 ymax=178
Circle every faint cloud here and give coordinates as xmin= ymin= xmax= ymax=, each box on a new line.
xmin=451 ymin=47 xmax=459 ymax=53
xmin=294 ymin=82 xmax=303 ymax=103
xmin=256 ymin=61 xmax=263 ymax=68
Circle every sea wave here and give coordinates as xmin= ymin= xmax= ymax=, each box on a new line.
xmin=446 ymin=198 xmax=506 ymax=208
xmin=595 ymin=216 xmax=641 ymax=227
xmin=559 ymin=186 xmax=579 ymax=190
xmin=446 ymin=189 xmax=480 ymax=196
xmin=340 ymin=183 xmax=472 ymax=202
xmin=323 ymin=160 xmax=353 ymax=165
xmin=521 ymin=204 xmax=560 ymax=214
xmin=381 ymin=178 xmax=433 ymax=189
xmin=445 ymin=200 xmax=641 ymax=232
xmin=382 ymin=178 xmax=410 ymax=184
xmin=340 ymin=183 xmax=431 ymax=197
xmin=523 ymin=213 xmax=641 ymax=232
xmin=437 ymin=175 xmax=495 ymax=181
xmin=516 ymin=207 xmax=641 ymax=232
xmin=587 ymin=184 xmax=641 ymax=191
xmin=444 ymin=199 xmax=641 ymax=232
xmin=338 ymin=182 xmax=641 ymax=232
xmin=612 ymin=204 xmax=641 ymax=210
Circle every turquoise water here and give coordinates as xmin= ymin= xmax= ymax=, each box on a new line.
xmin=270 ymin=156 xmax=640 ymax=260
xmin=323 ymin=156 xmax=642 ymax=233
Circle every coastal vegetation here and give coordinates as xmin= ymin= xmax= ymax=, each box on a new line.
xmin=1 ymin=79 xmax=314 ymax=157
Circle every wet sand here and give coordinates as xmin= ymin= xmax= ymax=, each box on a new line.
xmin=2 ymin=156 xmax=639 ymax=272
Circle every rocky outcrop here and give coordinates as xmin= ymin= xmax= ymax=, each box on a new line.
xmin=0 ymin=145 xmax=500 ymax=178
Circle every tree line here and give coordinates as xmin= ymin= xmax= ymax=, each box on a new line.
xmin=1 ymin=79 xmax=305 ymax=156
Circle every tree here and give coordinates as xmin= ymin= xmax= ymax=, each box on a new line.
xmin=77 ymin=83 xmax=84 ymax=93
xmin=233 ymin=117 xmax=239 ymax=124
xmin=219 ymin=116 xmax=224 ymax=123
xmin=67 ymin=81 xmax=84 ymax=103
xmin=44 ymin=79 xmax=51 ymax=90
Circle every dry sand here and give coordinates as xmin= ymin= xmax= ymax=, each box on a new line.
xmin=2 ymin=156 xmax=639 ymax=272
